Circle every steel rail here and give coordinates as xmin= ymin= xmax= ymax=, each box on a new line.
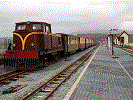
xmin=0 ymin=70 xmax=25 ymax=85
xmin=122 ymin=48 xmax=133 ymax=54
xmin=114 ymin=45 xmax=133 ymax=55
xmin=21 ymin=45 xmax=99 ymax=100
xmin=0 ymin=70 xmax=17 ymax=79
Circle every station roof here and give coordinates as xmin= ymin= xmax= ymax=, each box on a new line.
xmin=119 ymin=31 xmax=130 ymax=37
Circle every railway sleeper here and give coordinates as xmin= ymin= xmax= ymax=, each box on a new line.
xmin=2 ymin=80 xmax=11 ymax=84
xmin=66 ymin=69 xmax=73 ymax=71
xmin=46 ymin=84 xmax=58 ymax=88
xmin=39 ymin=88 xmax=52 ymax=92
xmin=44 ymin=86 xmax=55 ymax=90
xmin=52 ymin=80 xmax=61 ymax=83
xmin=64 ymin=70 xmax=73 ymax=73
xmin=2 ymin=84 xmax=27 ymax=94
xmin=50 ymin=81 xmax=60 ymax=84
xmin=69 ymin=67 xmax=76 ymax=70
xmin=55 ymin=77 xmax=65 ymax=80
xmin=9 ymin=77 xmax=18 ymax=81
xmin=15 ymin=75 xmax=25 ymax=78
xmin=59 ymin=74 xmax=68 ymax=77
xmin=63 ymin=72 xmax=71 ymax=75
xmin=20 ymin=45 xmax=99 ymax=100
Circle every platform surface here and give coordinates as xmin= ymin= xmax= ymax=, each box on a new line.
xmin=65 ymin=44 xmax=133 ymax=100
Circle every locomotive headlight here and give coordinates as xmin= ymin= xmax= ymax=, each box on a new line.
xmin=12 ymin=44 xmax=15 ymax=47
xmin=31 ymin=43 xmax=34 ymax=46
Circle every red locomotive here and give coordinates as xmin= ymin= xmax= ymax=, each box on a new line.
xmin=4 ymin=21 xmax=95 ymax=70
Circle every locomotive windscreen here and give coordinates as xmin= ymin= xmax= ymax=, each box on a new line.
xmin=33 ymin=24 xmax=42 ymax=30
xmin=16 ymin=23 xmax=42 ymax=31
xmin=17 ymin=25 xmax=26 ymax=30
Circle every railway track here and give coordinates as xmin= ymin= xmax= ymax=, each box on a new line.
xmin=0 ymin=70 xmax=26 ymax=86
xmin=114 ymin=45 xmax=133 ymax=55
xmin=21 ymin=45 xmax=99 ymax=100
xmin=121 ymin=48 xmax=133 ymax=55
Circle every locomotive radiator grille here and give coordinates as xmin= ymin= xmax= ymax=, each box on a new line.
xmin=4 ymin=58 xmax=39 ymax=70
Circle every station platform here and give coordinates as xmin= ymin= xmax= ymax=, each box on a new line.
xmin=64 ymin=44 xmax=133 ymax=100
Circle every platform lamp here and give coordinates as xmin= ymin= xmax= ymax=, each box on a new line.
xmin=109 ymin=29 xmax=118 ymax=58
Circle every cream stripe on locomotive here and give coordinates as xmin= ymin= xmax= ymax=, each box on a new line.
xmin=13 ymin=32 xmax=46 ymax=50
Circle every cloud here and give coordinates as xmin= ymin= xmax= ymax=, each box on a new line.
xmin=120 ymin=21 xmax=133 ymax=30
xmin=0 ymin=0 xmax=133 ymax=37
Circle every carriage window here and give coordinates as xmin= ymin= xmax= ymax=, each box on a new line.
xmin=17 ymin=25 xmax=26 ymax=30
xmin=33 ymin=24 xmax=42 ymax=30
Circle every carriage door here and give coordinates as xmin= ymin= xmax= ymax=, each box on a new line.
xmin=61 ymin=35 xmax=66 ymax=51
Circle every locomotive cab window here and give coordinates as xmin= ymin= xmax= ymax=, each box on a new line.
xmin=17 ymin=25 xmax=26 ymax=30
xmin=46 ymin=25 xmax=50 ymax=34
xmin=33 ymin=24 xmax=42 ymax=30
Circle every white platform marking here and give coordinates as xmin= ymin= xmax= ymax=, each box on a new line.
xmin=115 ymin=59 xmax=133 ymax=81
xmin=63 ymin=45 xmax=101 ymax=100
xmin=116 ymin=47 xmax=133 ymax=55
xmin=109 ymin=47 xmax=133 ymax=81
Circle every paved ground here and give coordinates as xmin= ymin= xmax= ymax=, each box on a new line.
xmin=65 ymin=44 xmax=133 ymax=100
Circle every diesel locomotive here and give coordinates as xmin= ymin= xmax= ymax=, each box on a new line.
xmin=4 ymin=21 xmax=95 ymax=70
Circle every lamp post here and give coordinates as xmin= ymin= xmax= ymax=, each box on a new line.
xmin=107 ymin=36 xmax=110 ymax=50
xmin=112 ymin=34 xmax=114 ymax=55
xmin=109 ymin=29 xmax=118 ymax=58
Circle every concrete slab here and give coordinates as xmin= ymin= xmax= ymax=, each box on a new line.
xmin=64 ymin=44 xmax=133 ymax=100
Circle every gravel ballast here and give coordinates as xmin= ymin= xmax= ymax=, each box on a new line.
xmin=0 ymin=46 xmax=96 ymax=100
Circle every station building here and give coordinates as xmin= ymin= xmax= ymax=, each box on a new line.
xmin=114 ymin=31 xmax=133 ymax=46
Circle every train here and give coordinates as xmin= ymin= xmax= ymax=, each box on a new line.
xmin=4 ymin=21 xmax=95 ymax=70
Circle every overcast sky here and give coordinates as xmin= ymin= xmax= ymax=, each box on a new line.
xmin=0 ymin=0 xmax=133 ymax=37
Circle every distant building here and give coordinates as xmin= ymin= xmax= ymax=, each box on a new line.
xmin=114 ymin=31 xmax=133 ymax=46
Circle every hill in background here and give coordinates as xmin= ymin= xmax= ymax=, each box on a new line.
xmin=0 ymin=30 xmax=132 ymax=46
xmin=75 ymin=30 xmax=133 ymax=43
